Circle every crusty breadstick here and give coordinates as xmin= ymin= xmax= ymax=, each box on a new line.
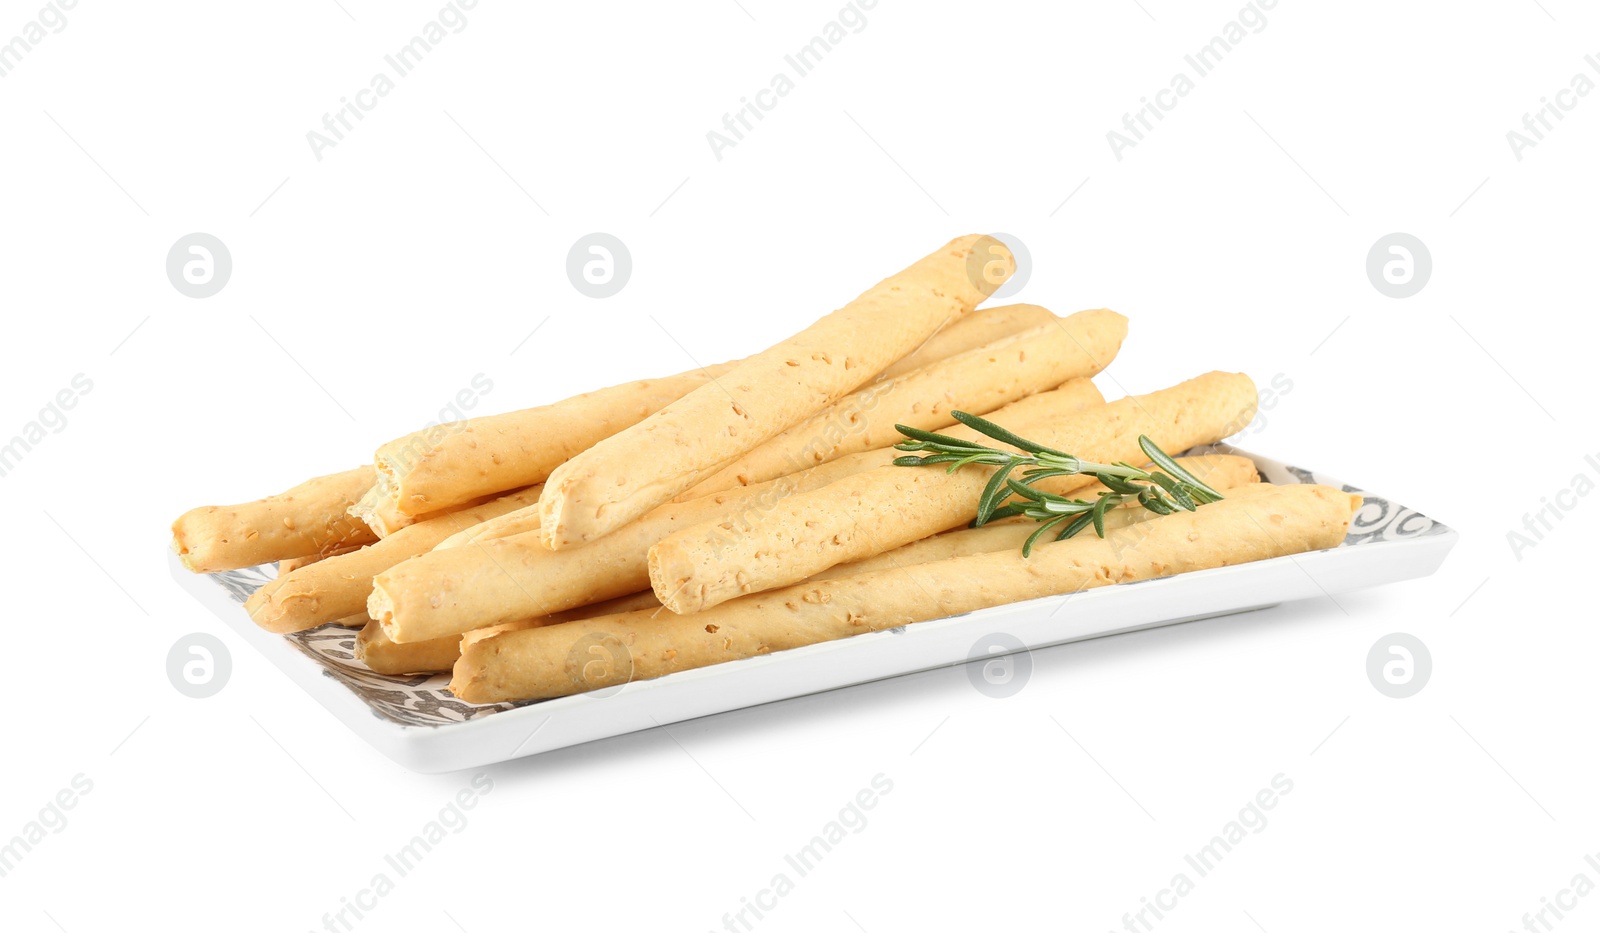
xmin=877 ymin=303 xmax=1058 ymax=381
xmin=440 ymin=373 xmax=1116 ymax=553
xmin=370 ymin=454 xmax=904 ymax=644
xmin=348 ymin=483 xmax=504 ymax=538
xmin=368 ymin=304 xmax=1051 ymax=525
xmin=357 ymin=591 xmax=663 ymax=675
xmin=648 ymin=371 xmax=1260 ymax=614
xmin=453 ymin=483 xmax=1362 ymax=703
xmin=278 ymin=545 xmax=364 ymax=574
xmin=358 ymin=620 xmax=465 ymax=676
xmin=537 ymin=235 xmax=1014 ymax=550
xmin=677 ymin=309 xmax=1129 ymax=499
xmin=371 ymin=473 xmax=1261 ymax=676
xmin=809 ymin=456 xmax=1262 ymax=580
xmin=373 ymin=363 xmax=740 ymax=520
xmin=245 ymin=486 xmax=544 ymax=634
xmin=172 ymin=466 xmax=380 ymax=573
xmin=369 ymin=379 xmax=1104 ymax=644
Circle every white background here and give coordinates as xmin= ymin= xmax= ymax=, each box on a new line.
xmin=2 ymin=1 xmax=1596 ymax=930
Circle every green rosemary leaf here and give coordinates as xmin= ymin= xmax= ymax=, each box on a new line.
xmin=894 ymin=424 xmax=990 ymax=450
xmin=950 ymin=411 xmax=1070 ymax=458
xmin=1138 ymin=435 xmax=1223 ymax=500
xmin=1096 ymin=472 xmax=1145 ymax=496
xmin=1056 ymin=511 xmax=1097 ymax=541
xmin=894 ymin=418 xmax=1227 ymax=555
xmin=1022 ymin=514 xmax=1069 ymax=558
xmin=1090 ymin=493 xmax=1115 ymax=537
xmin=1138 ymin=488 xmax=1174 ymax=515
xmin=975 ymin=460 xmax=1022 ymax=526
xmin=981 ymin=502 xmax=1030 ymax=524
xmin=1147 ymin=472 xmax=1197 ymax=511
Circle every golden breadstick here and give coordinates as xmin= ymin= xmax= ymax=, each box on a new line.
xmin=453 ymin=484 xmax=1362 ymax=703
xmin=358 ymin=591 xmax=663 ymax=675
xmin=430 ymin=478 xmax=1260 ymax=679
xmin=373 ymin=362 xmax=741 ymax=520
xmin=368 ymin=304 xmax=1047 ymax=525
xmin=172 ymin=466 xmax=380 ymax=573
xmin=357 ymin=621 xmax=465 ymax=676
xmin=435 ymin=508 xmax=540 ymax=550
xmin=422 ymin=310 xmax=1073 ymax=549
xmin=369 ymin=379 xmax=1104 ymax=644
xmin=348 ymin=483 xmax=504 ymax=538
xmin=537 ymin=235 xmax=1014 ymax=550
xmin=445 ymin=374 xmax=1114 ymax=553
xmin=277 ymin=545 xmax=364 ymax=574
xmin=876 ymin=303 xmax=1058 ymax=381
xmin=245 ymin=487 xmax=543 ymax=634
xmin=648 ymin=371 xmax=1259 ymax=613
xmin=810 ymin=456 xmax=1262 ymax=580
xmin=678 ymin=309 xmax=1129 ymax=499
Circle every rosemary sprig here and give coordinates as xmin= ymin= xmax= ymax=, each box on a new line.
xmin=893 ymin=411 xmax=1225 ymax=557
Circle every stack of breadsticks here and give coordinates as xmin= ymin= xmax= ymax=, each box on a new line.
xmin=172 ymin=235 xmax=1360 ymax=705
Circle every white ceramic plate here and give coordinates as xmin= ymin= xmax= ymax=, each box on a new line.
xmin=168 ymin=444 xmax=1456 ymax=773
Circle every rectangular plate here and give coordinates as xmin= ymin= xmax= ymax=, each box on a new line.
xmin=169 ymin=445 xmax=1456 ymax=773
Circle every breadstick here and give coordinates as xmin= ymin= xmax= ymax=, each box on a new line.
xmin=373 ymin=362 xmax=741 ymax=520
xmin=358 ymin=591 xmax=663 ymax=675
xmin=537 ymin=235 xmax=1013 ymax=550
xmin=453 ymin=483 xmax=1362 ymax=703
xmin=677 ymin=309 xmax=1128 ymax=499
xmin=245 ymin=486 xmax=543 ymax=634
xmin=172 ymin=466 xmax=380 ymax=573
xmin=369 ymin=379 xmax=1104 ymax=644
xmin=810 ymin=456 xmax=1262 ymax=580
xmin=435 ymin=506 xmax=541 ymax=550
xmin=442 ymin=373 xmax=1113 ymax=553
xmin=382 ymin=475 xmax=1257 ymax=676
xmin=368 ymin=303 xmax=1048 ymax=525
xmin=278 ymin=545 xmax=364 ymax=574
xmin=348 ymin=483 xmax=502 ymax=538
xmin=357 ymin=620 xmax=466 ymax=676
xmin=876 ymin=303 xmax=1058 ymax=380
xmin=648 ymin=371 xmax=1259 ymax=613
